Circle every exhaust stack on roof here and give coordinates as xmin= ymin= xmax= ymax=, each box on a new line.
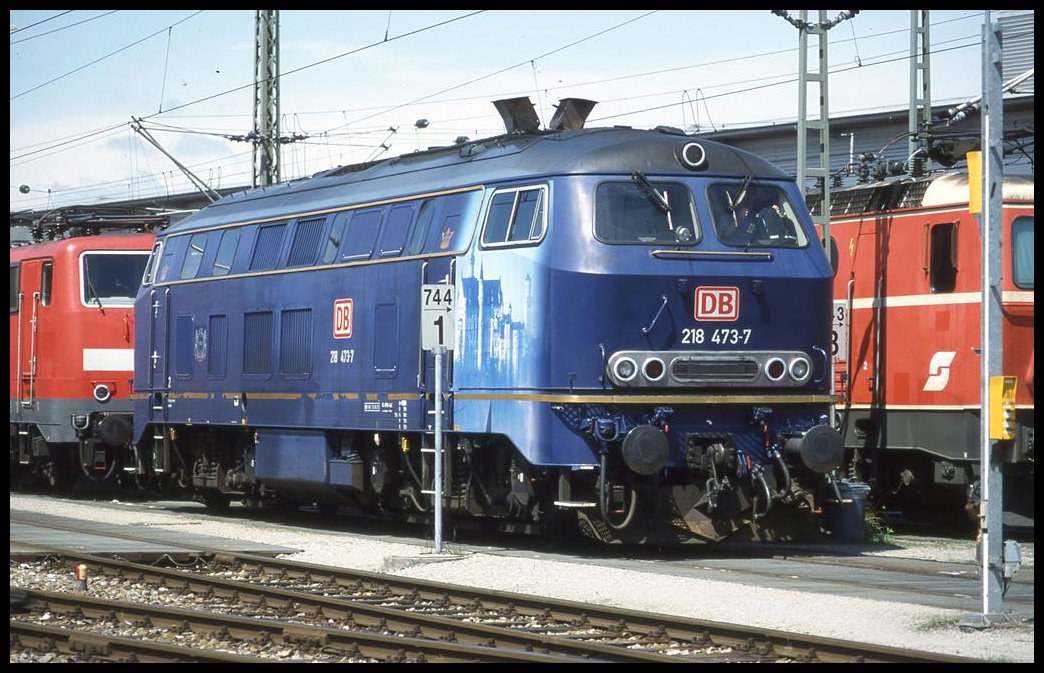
xmin=549 ymin=98 xmax=597 ymax=131
xmin=492 ymin=97 xmax=541 ymax=133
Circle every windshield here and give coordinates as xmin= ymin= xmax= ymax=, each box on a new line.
xmin=81 ymin=251 xmax=150 ymax=307
xmin=708 ymin=182 xmax=808 ymax=248
xmin=595 ymin=180 xmax=699 ymax=244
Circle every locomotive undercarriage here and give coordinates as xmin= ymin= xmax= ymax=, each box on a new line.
xmin=10 ymin=412 xmax=135 ymax=490
xmin=844 ymin=446 xmax=1035 ymax=530
xmin=131 ymin=418 xmax=841 ymax=544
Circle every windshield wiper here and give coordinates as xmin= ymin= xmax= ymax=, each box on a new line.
xmin=83 ymin=257 xmax=105 ymax=312
xmin=630 ymin=171 xmax=671 ymax=214
xmin=728 ymin=173 xmax=753 ymax=214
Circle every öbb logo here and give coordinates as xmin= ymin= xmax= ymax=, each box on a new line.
xmin=695 ymin=286 xmax=739 ymax=321
xmin=333 ymin=298 xmax=354 ymax=338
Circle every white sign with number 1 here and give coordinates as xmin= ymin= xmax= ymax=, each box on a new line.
xmin=421 ymin=284 xmax=455 ymax=351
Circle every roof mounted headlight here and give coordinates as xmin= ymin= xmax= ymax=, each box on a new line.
xmin=677 ymin=142 xmax=707 ymax=170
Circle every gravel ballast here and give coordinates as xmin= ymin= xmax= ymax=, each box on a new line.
xmin=9 ymin=494 xmax=1034 ymax=663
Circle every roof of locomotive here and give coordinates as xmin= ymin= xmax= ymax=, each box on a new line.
xmin=165 ymin=126 xmax=788 ymax=234
xmin=9 ymin=233 xmax=155 ymax=261
xmin=808 ymin=172 xmax=1034 ymax=217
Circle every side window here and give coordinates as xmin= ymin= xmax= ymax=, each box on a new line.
xmin=378 ymin=204 xmax=414 ymax=257
xmin=180 ymin=233 xmax=209 ymax=279
xmin=40 ymin=262 xmax=53 ymax=306
xmin=928 ymin=222 xmax=957 ymax=293
xmin=483 ymin=192 xmax=514 ymax=244
xmin=481 ymin=186 xmax=547 ymax=247
xmin=142 ymin=240 xmax=164 ymax=285
xmin=212 ymin=229 xmax=241 ymax=276
xmin=1012 ymin=216 xmax=1034 ymax=290
xmin=322 ymin=213 xmax=348 ymax=263
xmin=408 ymin=200 xmax=437 ymax=255
xmin=508 ymin=189 xmax=543 ymax=242
xmin=341 ymin=209 xmax=382 ymax=261
xmin=287 ymin=216 xmax=327 ymax=267
xmin=156 ymin=247 xmax=177 ymax=283
xmin=249 ymin=223 xmax=287 ymax=271
xmin=10 ymin=264 xmax=19 ymax=313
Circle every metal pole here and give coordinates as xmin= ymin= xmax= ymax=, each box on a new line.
xmin=797 ymin=11 xmax=808 ymax=194
xmin=253 ymin=10 xmax=280 ymax=187
xmin=979 ymin=17 xmax=1005 ymax=618
xmin=908 ymin=11 xmax=932 ymax=174
xmin=433 ymin=345 xmax=444 ymax=554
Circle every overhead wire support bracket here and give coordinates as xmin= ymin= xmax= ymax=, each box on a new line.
xmin=130 ymin=117 xmax=221 ymax=203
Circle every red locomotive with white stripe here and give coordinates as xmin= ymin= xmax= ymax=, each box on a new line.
xmin=10 ymin=233 xmax=153 ymax=488
xmin=814 ymin=173 xmax=1034 ymax=526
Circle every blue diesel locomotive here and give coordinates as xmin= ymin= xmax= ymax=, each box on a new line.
xmin=132 ymin=99 xmax=843 ymax=543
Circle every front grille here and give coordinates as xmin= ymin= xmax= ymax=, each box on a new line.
xmin=671 ymin=358 xmax=759 ymax=382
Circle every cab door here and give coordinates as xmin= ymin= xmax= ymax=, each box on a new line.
xmin=146 ymin=286 xmax=171 ymax=422
xmin=14 ymin=258 xmax=51 ymax=410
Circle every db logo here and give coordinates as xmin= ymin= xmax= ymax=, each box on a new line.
xmin=333 ymin=298 xmax=354 ymax=339
xmin=695 ymin=286 xmax=739 ymax=321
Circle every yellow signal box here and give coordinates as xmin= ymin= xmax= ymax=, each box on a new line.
xmin=989 ymin=376 xmax=1017 ymax=440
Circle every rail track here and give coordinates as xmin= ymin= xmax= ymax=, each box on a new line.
xmin=11 ymin=539 xmax=984 ymax=663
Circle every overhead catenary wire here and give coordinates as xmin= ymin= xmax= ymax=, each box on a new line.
xmin=8 ymin=10 xmax=77 ymax=39
xmin=12 ymin=12 xmax=980 ymax=161
xmin=10 ymin=11 xmax=205 ymax=101
xmin=11 ymin=10 xmax=994 ymax=210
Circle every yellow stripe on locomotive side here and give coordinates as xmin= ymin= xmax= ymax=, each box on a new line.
xmin=156 ymin=391 xmax=837 ymax=405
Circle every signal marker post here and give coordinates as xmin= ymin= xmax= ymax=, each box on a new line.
xmin=960 ymin=17 xmax=1020 ymax=629
xmin=421 ymin=284 xmax=455 ymax=554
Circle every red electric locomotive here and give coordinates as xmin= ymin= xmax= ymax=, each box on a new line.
xmin=10 ymin=233 xmax=154 ymax=488
xmin=815 ymin=172 xmax=1034 ymax=526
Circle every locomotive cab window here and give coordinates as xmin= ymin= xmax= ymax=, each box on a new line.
xmin=927 ymin=222 xmax=957 ymax=293
xmin=40 ymin=261 xmax=53 ymax=306
xmin=595 ymin=180 xmax=698 ymax=244
xmin=80 ymin=251 xmax=150 ymax=307
xmin=378 ymin=204 xmax=415 ymax=257
xmin=321 ymin=214 xmax=348 ymax=264
xmin=1012 ymin=216 xmax=1033 ymax=290
xmin=340 ymin=209 xmax=382 ymax=261
xmin=141 ymin=240 xmax=164 ymax=285
xmin=212 ymin=229 xmax=240 ymax=276
xmin=709 ymin=182 xmax=806 ymax=248
xmin=180 ymin=233 xmax=209 ymax=279
xmin=10 ymin=264 xmax=18 ymax=313
xmin=481 ymin=185 xmax=547 ymax=247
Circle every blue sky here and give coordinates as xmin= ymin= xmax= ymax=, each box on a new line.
xmin=9 ymin=10 xmax=1003 ymax=211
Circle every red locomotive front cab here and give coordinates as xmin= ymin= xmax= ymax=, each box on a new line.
xmin=11 ymin=234 xmax=153 ymax=488
xmin=820 ymin=173 xmax=1033 ymax=525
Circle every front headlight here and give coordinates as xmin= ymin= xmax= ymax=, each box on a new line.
xmin=788 ymin=356 xmax=811 ymax=382
xmin=614 ymin=356 xmax=638 ymax=382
